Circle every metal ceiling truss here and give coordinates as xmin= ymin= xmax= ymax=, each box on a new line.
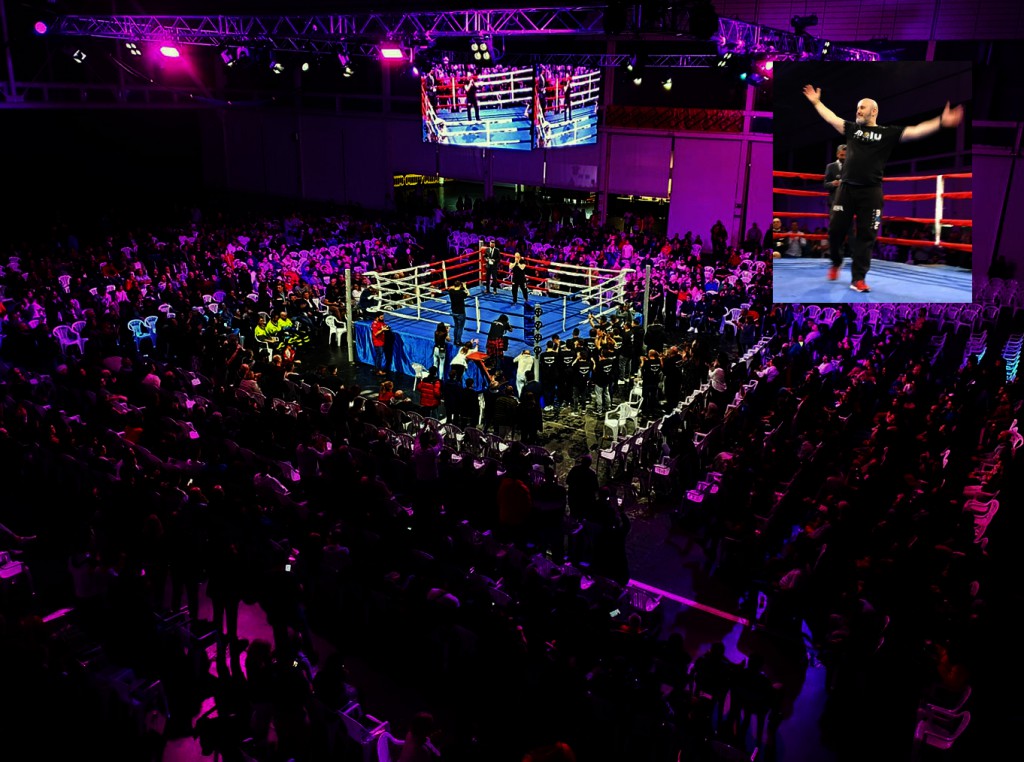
xmin=50 ymin=8 xmax=879 ymax=63
xmin=52 ymin=8 xmax=607 ymax=49
xmin=716 ymin=17 xmax=879 ymax=62
xmin=502 ymin=53 xmax=719 ymax=68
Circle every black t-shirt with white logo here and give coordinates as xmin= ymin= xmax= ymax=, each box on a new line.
xmin=541 ymin=350 xmax=559 ymax=381
xmin=594 ymin=357 xmax=616 ymax=385
xmin=843 ymin=121 xmax=905 ymax=186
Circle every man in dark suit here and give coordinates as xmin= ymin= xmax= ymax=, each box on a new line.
xmin=824 ymin=144 xmax=846 ymax=212
xmin=825 ymin=144 xmax=848 ymax=264
xmin=484 ymin=240 xmax=501 ymax=294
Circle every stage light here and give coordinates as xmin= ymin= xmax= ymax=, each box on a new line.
xmin=338 ymin=51 xmax=354 ymax=77
xmin=471 ymin=36 xmax=493 ymax=65
xmin=33 ymin=21 xmax=48 ymax=35
xmin=301 ymin=61 xmax=311 ymax=72
xmin=791 ymin=14 xmax=818 ymax=35
xmin=72 ymin=49 xmax=86 ymax=64
xmin=627 ymin=50 xmax=647 ymax=83
xmin=661 ymin=77 xmax=673 ymax=91
xmin=159 ymin=46 xmax=180 ymax=59
xmin=764 ymin=60 xmax=774 ymax=71
xmin=125 ymin=42 xmax=142 ymax=57
xmin=380 ymin=43 xmax=405 ymax=60
xmin=220 ymin=47 xmax=236 ymax=67
xmin=270 ymin=59 xmax=285 ymax=74
xmin=716 ymin=51 xmax=732 ymax=68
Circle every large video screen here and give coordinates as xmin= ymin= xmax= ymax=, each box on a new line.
xmin=421 ymin=63 xmax=533 ymax=150
xmin=532 ymin=65 xmax=600 ymax=148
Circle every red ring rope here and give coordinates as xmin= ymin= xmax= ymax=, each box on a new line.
xmin=774 ymin=231 xmax=972 ymax=251
xmin=773 ymin=170 xmax=973 ymax=182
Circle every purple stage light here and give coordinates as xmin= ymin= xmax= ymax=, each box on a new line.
xmin=34 ymin=21 xmax=48 ymax=35
xmin=159 ymin=46 xmax=181 ymax=59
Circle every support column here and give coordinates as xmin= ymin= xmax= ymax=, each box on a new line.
xmin=1 ymin=0 xmax=19 ymax=102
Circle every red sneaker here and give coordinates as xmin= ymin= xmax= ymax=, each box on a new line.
xmin=828 ymin=266 xmax=840 ymax=281
xmin=849 ymin=280 xmax=871 ymax=293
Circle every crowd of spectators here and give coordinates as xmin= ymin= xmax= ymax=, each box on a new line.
xmin=1 ymin=198 xmax=1017 ymax=760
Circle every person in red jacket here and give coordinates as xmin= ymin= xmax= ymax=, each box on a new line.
xmin=371 ymin=313 xmax=389 ymax=376
xmin=416 ymin=366 xmax=443 ymax=419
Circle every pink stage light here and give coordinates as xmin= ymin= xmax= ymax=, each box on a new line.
xmin=159 ymin=46 xmax=181 ymax=58
xmin=764 ymin=60 xmax=774 ymax=71
xmin=34 ymin=21 xmax=48 ymax=35
xmin=380 ymin=44 xmax=404 ymax=60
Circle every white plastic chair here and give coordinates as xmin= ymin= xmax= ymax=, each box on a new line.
xmin=913 ymin=707 xmax=970 ymax=753
xmin=53 ymin=324 xmax=88 ymax=355
xmin=325 ymin=314 xmax=346 ymax=347
xmin=127 ymin=319 xmax=154 ymax=353
xmin=340 ymin=704 xmax=388 ymax=762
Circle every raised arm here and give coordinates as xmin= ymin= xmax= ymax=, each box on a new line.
xmin=803 ymin=85 xmax=845 ymax=135
xmin=901 ymin=101 xmax=964 ymax=142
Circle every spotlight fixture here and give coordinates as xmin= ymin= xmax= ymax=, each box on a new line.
xmin=626 ymin=50 xmax=647 ymax=82
xmin=301 ymin=61 xmax=311 ymax=72
xmin=471 ymin=35 xmax=494 ymax=65
xmin=791 ymin=14 xmax=818 ymax=35
xmin=338 ymin=51 xmax=354 ymax=77
xmin=661 ymin=77 xmax=673 ymax=91
xmin=380 ymin=43 xmax=405 ymax=60
xmin=72 ymin=49 xmax=86 ymax=64
xmin=159 ymin=46 xmax=180 ymax=59
xmin=125 ymin=42 xmax=142 ymax=57
xmin=33 ymin=20 xmax=48 ymax=35
xmin=270 ymin=59 xmax=285 ymax=74
xmin=220 ymin=47 xmax=237 ymax=67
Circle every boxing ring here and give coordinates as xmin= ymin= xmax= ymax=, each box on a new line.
xmin=353 ymin=244 xmax=632 ymax=383
xmin=772 ymin=169 xmax=973 ymax=303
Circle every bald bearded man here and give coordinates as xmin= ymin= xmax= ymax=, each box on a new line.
xmin=803 ymin=85 xmax=964 ymax=292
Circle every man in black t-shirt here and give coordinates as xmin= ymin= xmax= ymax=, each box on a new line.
xmin=803 ymin=85 xmax=964 ymax=293
xmin=444 ymin=279 xmax=469 ymax=345
xmin=593 ymin=348 xmax=617 ymax=414
xmin=510 ymin=251 xmax=529 ymax=305
xmin=486 ymin=314 xmax=512 ymax=372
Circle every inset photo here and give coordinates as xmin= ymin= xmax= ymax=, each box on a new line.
xmin=772 ymin=61 xmax=972 ymax=303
